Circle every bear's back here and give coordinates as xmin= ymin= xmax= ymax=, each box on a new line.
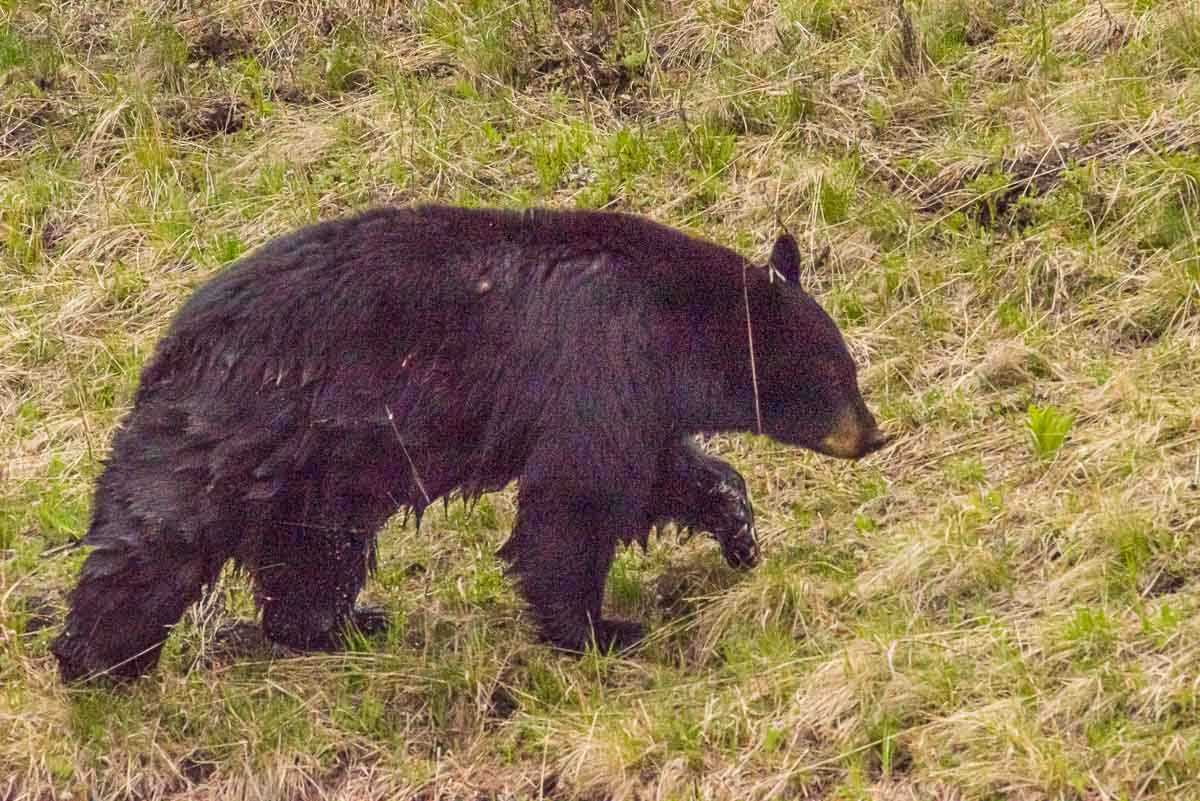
xmin=138 ymin=205 xmax=749 ymax=404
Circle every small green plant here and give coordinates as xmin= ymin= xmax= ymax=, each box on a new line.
xmin=1061 ymin=605 xmax=1116 ymax=659
xmin=421 ymin=0 xmax=545 ymax=86
xmin=687 ymin=122 xmax=736 ymax=179
xmin=919 ymin=0 xmax=970 ymax=65
xmin=608 ymin=128 xmax=652 ymax=185
xmin=853 ymin=513 xmax=877 ymax=533
xmin=703 ymin=0 xmax=751 ymax=27
xmin=0 ymin=25 xmax=28 ymax=71
xmin=526 ymin=122 xmax=593 ymax=191
xmin=1139 ymin=602 xmax=1182 ymax=647
xmin=778 ymin=85 xmax=816 ymax=126
xmin=1026 ymin=403 xmax=1074 ymax=459
xmin=1030 ymin=0 xmax=1062 ymax=78
xmin=831 ymin=288 xmax=867 ymax=324
xmin=0 ymin=24 xmax=61 ymax=87
xmin=966 ymin=170 xmax=1012 ymax=225
xmin=997 ymin=299 xmax=1029 ymax=332
xmin=604 ymin=552 xmax=645 ymax=611
xmin=208 ymin=233 xmax=245 ymax=266
xmin=944 ymin=456 xmax=986 ymax=485
xmin=1140 ymin=196 xmax=1194 ymax=252
xmin=761 ymin=725 xmax=786 ymax=753
xmin=864 ymin=96 xmax=890 ymax=133
xmin=321 ymin=27 xmax=372 ymax=92
xmin=783 ymin=0 xmax=841 ymax=40
xmin=129 ymin=16 xmax=189 ymax=91
xmin=1162 ymin=8 xmax=1200 ymax=72
xmin=818 ymin=175 xmax=853 ymax=225
xmin=870 ymin=713 xmax=904 ymax=777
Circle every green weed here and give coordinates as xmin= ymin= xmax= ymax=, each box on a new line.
xmin=525 ymin=122 xmax=593 ymax=191
xmin=781 ymin=0 xmax=842 ymax=41
xmin=1026 ymin=403 xmax=1074 ymax=459
xmin=320 ymin=27 xmax=373 ymax=93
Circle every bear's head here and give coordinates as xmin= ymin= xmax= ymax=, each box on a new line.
xmin=746 ymin=233 xmax=888 ymax=460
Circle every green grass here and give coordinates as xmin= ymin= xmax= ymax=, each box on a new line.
xmin=2 ymin=0 xmax=1199 ymax=799
xmin=1026 ymin=403 xmax=1075 ymax=459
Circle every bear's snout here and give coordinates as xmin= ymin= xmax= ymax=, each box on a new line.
xmin=860 ymin=426 xmax=891 ymax=455
xmin=818 ymin=402 xmax=889 ymax=460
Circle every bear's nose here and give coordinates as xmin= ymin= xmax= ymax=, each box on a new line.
xmin=861 ymin=427 xmax=891 ymax=455
xmin=819 ymin=403 xmax=890 ymax=459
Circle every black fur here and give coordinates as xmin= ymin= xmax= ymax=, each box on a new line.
xmin=52 ymin=205 xmax=881 ymax=681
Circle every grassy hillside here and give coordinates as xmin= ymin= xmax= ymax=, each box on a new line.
xmin=2 ymin=0 xmax=1198 ymax=798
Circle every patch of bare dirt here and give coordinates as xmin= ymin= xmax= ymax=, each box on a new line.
xmin=189 ymin=26 xmax=255 ymax=64
xmin=178 ymin=750 xmax=218 ymax=785
xmin=486 ymin=684 xmax=519 ymax=721
xmin=527 ymin=7 xmax=644 ymax=103
xmin=1142 ymin=564 xmax=1189 ymax=598
xmin=188 ymin=619 xmax=273 ymax=669
xmin=39 ymin=215 xmax=70 ymax=254
xmin=0 ymin=102 xmax=61 ymax=156
xmin=17 ymin=593 xmax=57 ymax=634
xmin=173 ymin=97 xmax=249 ymax=138
xmin=271 ymin=82 xmax=322 ymax=105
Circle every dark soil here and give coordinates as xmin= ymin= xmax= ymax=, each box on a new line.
xmin=528 ymin=7 xmax=643 ymax=100
xmin=189 ymin=25 xmax=254 ymax=63
xmin=0 ymin=102 xmax=61 ymax=155
xmin=177 ymin=98 xmax=249 ymax=138
xmin=188 ymin=619 xmax=274 ymax=669
xmin=271 ymin=82 xmax=322 ymax=105
xmin=18 ymin=593 xmax=57 ymax=634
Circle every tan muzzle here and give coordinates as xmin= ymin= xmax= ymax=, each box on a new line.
xmin=819 ymin=404 xmax=890 ymax=459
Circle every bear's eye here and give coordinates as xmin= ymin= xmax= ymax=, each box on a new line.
xmin=764 ymin=381 xmax=828 ymax=417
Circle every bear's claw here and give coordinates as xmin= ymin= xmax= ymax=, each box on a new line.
xmin=593 ymin=618 xmax=646 ymax=652
xmin=700 ymin=467 xmax=760 ymax=569
xmin=343 ymin=604 xmax=391 ymax=639
xmin=715 ymin=522 xmax=760 ymax=569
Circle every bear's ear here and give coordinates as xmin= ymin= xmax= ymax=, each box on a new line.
xmin=769 ymin=233 xmax=801 ymax=284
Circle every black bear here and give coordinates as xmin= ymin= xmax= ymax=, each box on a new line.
xmin=52 ymin=205 xmax=887 ymax=682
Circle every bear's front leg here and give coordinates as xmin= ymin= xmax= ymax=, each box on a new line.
xmin=498 ymin=483 xmax=647 ymax=653
xmin=650 ymin=437 xmax=760 ymax=569
xmin=250 ymin=483 xmax=397 ymax=653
